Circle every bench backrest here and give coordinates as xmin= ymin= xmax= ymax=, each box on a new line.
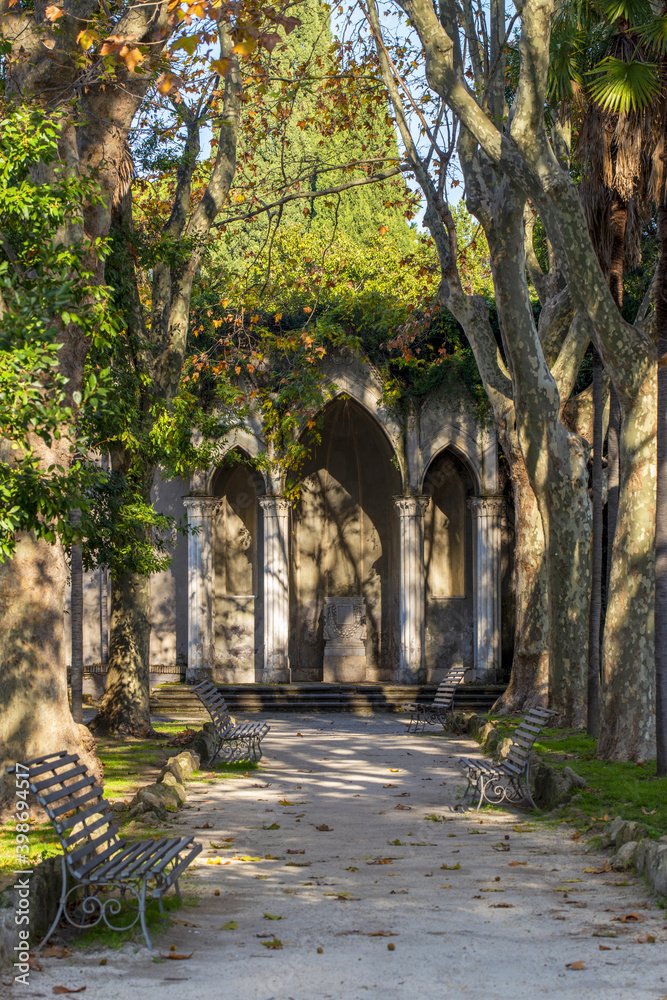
xmin=191 ymin=681 xmax=233 ymax=732
xmin=14 ymin=750 xmax=121 ymax=879
xmin=504 ymin=707 xmax=558 ymax=774
xmin=432 ymin=666 xmax=467 ymax=706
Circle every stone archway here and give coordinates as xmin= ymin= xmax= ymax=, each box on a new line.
xmin=210 ymin=457 xmax=265 ymax=683
xmin=422 ymin=450 xmax=475 ymax=681
xmin=290 ymin=398 xmax=402 ymax=682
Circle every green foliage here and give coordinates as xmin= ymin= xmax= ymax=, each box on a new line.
xmin=0 ymin=106 xmax=117 ymax=558
xmin=192 ymin=208 xmax=488 ymax=488
xmin=588 ymin=56 xmax=659 ymax=113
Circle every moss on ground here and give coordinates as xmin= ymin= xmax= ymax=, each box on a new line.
xmin=0 ymin=727 xmax=258 ymax=885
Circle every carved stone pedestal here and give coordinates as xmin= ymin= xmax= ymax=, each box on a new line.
xmin=322 ymin=597 xmax=367 ymax=682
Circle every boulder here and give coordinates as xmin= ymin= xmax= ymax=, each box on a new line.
xmin=635 ymin=838 xmax=661 ymax=876
xmin=477 ymin=722 xmax=496 ymax=744
xmin=128 ymin=783 xmax=169 ymax=818
xmin=562 ymin=767 xmax=587 ymax=789
xmin=644 ymin=843 xmax=667 ymax=895
xmin=172 ymin=751 xmax=200 ymax=778
xmin=612 ymin=840 xmax=638 ymax=871
xmin=616 ymin=821 xmax=649 ymax=848
xmin=484 ymin=728 xmax=500 ymax=752
xmin=191 ymin=725 xmax=217 ymax=765
xmin=159 ymin=759 xmax=186 ymax=785
xmin=496 ymin=737 xmax=513 ymax=761
xmin=159 ymin=772 xmax=187 ymax=803
xmin=598 ymin=816 xmax=625 ymax=850
xmin=140 ymin=810 xmax=161 ymax=826
xmin=152 ymin=782 xmax=183 ymax=811
xmin=532 ymin=762 xmax=576 ymax=808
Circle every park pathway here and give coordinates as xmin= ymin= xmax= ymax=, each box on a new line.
xmin=26 ymin=716 xmax=667 ymax=1000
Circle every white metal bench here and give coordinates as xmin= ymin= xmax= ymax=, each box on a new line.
xmin=456 ymin=707 xmax=557 ymax=809
xmin=403 ymin=666 xmax=467 ymax=732
xmin=7 ymin=750 xmax=201 ymax=949
xmin=191 ymin=681 xmax=270 ymax=763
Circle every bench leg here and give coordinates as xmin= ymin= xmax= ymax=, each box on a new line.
xmin=139 ymin=879 xmax=152 ymax=950
xmin=35 ymin=855 xmax=68 ymax=952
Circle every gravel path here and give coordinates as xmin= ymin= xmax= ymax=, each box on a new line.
xmin=20 ymin=715 xmax=667 ymax=1000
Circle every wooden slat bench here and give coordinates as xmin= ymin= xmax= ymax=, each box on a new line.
xmin=456 ymin=706 xmax=557 ymax=810
xmin=7 ymin=750 xmax=201 ymax=950
xmin=191 ymin=681 xmax=270 ymax=763
xmin=402 ymin=666 xmax=467 ymax=732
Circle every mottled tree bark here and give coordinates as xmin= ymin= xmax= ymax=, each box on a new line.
xmin=367 ymin=0 xmax=551 ymax=712
xmin=588 ymin=352 xmax=603 ymax=735
xmin=657 ymin=199 xmax=667 ymax=777
xmin=394 ymin=0 xmax=655 ymax=757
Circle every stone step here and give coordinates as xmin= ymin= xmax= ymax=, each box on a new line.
xmin=150 ymin=682 xmax=505 ymax=718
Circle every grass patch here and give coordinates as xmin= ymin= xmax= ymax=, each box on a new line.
xmin=68 ymin=889 xmax=198 ymax=950
xmin=487 ymin=719 xmax=667 ymax=837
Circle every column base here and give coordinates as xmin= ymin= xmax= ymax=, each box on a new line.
xmin=262 ymin=667 xmax=291 ymax=684
xmin=185 ymin=665 xmax=213 ymax=685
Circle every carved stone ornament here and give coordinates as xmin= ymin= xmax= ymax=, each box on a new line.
xmin=323 ymin=597 xmax=366 ymax=649
xmin=466 ymin=495 xmax=506 ymax=517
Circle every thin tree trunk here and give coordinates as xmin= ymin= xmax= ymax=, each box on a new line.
xmin=492 ymin=419 xmax=549 ymax=713
xmin=90 ymin=460 xmax=156 ymax=737
xmin=70 ymin=509 xmax=84 ymax=725
xmin=100 ymin=566 xmax=109 ymax=666
xmin=588 ymin=351 xmax=603 ymax=734
xmin=655 ymin=200 xmax=667 ymax=776
xmin=605 ymin=386 xmax=621 ymax=597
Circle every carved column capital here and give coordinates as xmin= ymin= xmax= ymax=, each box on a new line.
xmin=183 ymin=496 xmax=223 ymax=517
xmin=259 ymin=496 xmax=293 ymax=515
xmin=467 ymin=495 xmax=506 ymax=518
xmin=393 ymin=495 xmax=431 ymax=518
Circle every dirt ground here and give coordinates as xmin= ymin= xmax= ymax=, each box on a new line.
xmin=14 ymin=715 xmax=667 ymax=1000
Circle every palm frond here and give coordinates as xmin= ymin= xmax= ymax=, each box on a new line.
xmin=598 ymin=0 xmax=653 ymax=28
xmin=636 ymin=15 xmax=667 ymax=56
xmin=587 ymin=56 xmax=660 ymax=112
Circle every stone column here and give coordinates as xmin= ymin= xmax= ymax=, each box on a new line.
xmin=184 ymin=497 xmax=219 ymax=684
xmin=467 ymin=496 xmax=505 ymax=679
xmin=259 ymin=496 xmax=293 ymax=683
xmin=394 ymin=496 xmax=430 ymax=684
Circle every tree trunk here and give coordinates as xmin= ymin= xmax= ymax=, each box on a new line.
xmin=0 ymin=533 xmax=100 ymax=810
xmin=100 ymin=567 xmax=109 ymax=665
xmin=90 ymin=572 xmax=154 ymax=737
xmin=486 ymin=194 xmax=590 ymax=728
xmin=655 ymin=200 xmax=667 ymax=776
xmin=605 ymin=386 xmax=621 ymax=598
xmin=492 ymin=418 xmax=549 ymax=714
xmin=70 ymin=527 xmax=84 ymax=726
xmin=90 ymin=460 xmax=156 ymax=737
xmin=588 ymin=351 xmax=603 ymax=735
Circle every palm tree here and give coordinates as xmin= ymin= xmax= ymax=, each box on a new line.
xmin=548 ymin=0 xmax=659 ymax=737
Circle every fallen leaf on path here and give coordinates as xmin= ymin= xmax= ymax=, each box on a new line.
xmin=261 ymin=938 xmax=283 ymax=949
xmin=279 ymin=800 xmax=294 ymax=806
xmin=296 ymin=733 xmax=303 ymax=738
xmin=233 ymin=855 xmax=263 ymax=862
xmin=490 ymin=903 xmax=514 ymax=908
xmin=367 ymin=931 xmax=397 ymax=937
xmin=565 ymin=962 xmax=586 ymax=971
xmin=263 ymin=823 xmax=280 ymax=830
xmin=613 ymin=913 xmax=646 ymax=923
xmin=53 ymin=989 xmax=87 ymax=995
xmin=383 ymin=784 xmax=398 ymax=789
xmin=508 ymin=861 xmax=527 ymax=867
xmin=492 ymin=843 xmax=510 ymax=852
xmin=641 ymin=807 xmax=657 ymax=815
xmin=390 ymin=889 xmax=408 ymax=894
xmin=220 ymin=921 xmax=237 ymax=930
xmin=325 ymin=891 xmax=359 ymax=900
xmin=571 ymin=833 xmax=581 ymax=841
xmin=252 ymin=784 xmax=271 ymax=788
xmin=394 ymin=804 xmax=411 ymax=810
xmin=582 ymin=863 xmax=611 ymax=874
xmin=392 ymin=793 xmax=410 ymax=797
xmin=440 ymin=863 xmax=460 ymax=870
xmin=315 ymin=824 xmax=332 ymax=831
xmin=367 ymin=858 xmax=396 ymax=865
xmin=42 ymin=946 xmax=70 ymax=959
xmin=598 ymin=944 xmax=611 ymax=951
xmin=388 ymin=769 xmax=400 ymax=773
xmin=287 ymin=849 xmax=305 ymax=855
xmin=344 ymin=866 xmax=359 ymax=871
xmin=195 ymin=822 xmax=213 ymax=829
xmin=635 ymin=933 xmax=656 ymax=943
xmin=285 ymin=862 xmax=311 ymax=867
xmin=264 ymin=913 xmax=283 ymax=920
xmin=158 ymin=952 xmax=194 ymax=960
